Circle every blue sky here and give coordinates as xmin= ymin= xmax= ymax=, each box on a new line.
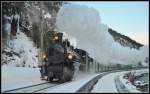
xmin=71 ymin=1 xmax=149 ymax=45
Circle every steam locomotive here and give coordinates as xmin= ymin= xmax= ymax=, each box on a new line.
xmin=40 ymin=32 xmax=80 ymax=82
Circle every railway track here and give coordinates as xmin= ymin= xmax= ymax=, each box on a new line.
xmin=3 ymin=69 xmax=146 ymax=93
xmin=2 ymin=82 xmax=59 ymax=93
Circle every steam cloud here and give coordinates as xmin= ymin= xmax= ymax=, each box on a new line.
xmin=56 ymin=4 xmax=148 ymax=65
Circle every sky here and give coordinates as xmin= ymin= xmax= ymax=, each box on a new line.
xmin=71 ymin=1 xmax=149 ymax=45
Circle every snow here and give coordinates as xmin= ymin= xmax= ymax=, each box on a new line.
xmin=119 ymin=69 xmax=148 ymax=93
xmin=91 ymin=71 xmax=127 ymax=93
xmin=2 ymin=65 xmax=45 ymax=92
xmin=2 ymin=63 xmax=148 ymax=93
xmin=2 ymin=11 xmax=39 ymax=67
xmin=24 ymin=2 xmax=30 ymax=8
xmin=26 ymin=14 xmax=33 ymax=31
xmin=73 ymin=71 xmax=96 ymax=80
xmin=43 ymin=70 xmax=148 ymax=93
xmin=2 ymin=31 xmax=39 ymax=67
xmin=44 ymin=12 xmax=51 ymax=19
xmin=2 ymin=2 xmax=149 ymax=93
xmin=2 ymin=65 xmax=98 ymax=93
xmin=119 ymin=74 xmax=140 ymax=92
xmin=134 ymin=80 xmax=145 ymax=86
xmin=39 ymin=73 xmax=99 ymax=93
xmin=91 ymin=69 xmax=148 ymax=93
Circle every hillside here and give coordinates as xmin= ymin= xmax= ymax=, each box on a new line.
xmin=108 ymin=28 xmax=144 ymax=50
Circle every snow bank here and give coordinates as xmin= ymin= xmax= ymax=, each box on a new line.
xmin=2 ymin=31 xmax=39 ymax=67
xmin=119 ymin=69 xmax=148 ymax=93
xmin=119 ymin=74 xmax=141 ymax=93
xmin=13 ymin=31 xmax=39 ymax=67
xmin=56 ymin=4 xmax=149 ymax=65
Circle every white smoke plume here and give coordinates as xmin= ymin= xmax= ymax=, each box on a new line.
xmin=56 ymin=4 xmax=149 ymax=65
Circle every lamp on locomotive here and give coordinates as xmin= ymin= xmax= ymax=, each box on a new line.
xmin=43 ymin=52 xmax=48 ymax=62
xmin=52 ymin=32 xmax=63 ymax=44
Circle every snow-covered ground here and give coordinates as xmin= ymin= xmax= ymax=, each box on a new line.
xmin=2 ymin=64 xmax=148 ymax=93
xmin=91 ymin=69 xmax=149 ymax=93
xmin=91 ymin=71 xmax=128 ymax=93
xmin=2 ymin=65 xmax=97 ymax=92
xmin=1 ymin=65 xmax=45 ymax=92
xmin=38 ymin=73 xmax=100 ymax=93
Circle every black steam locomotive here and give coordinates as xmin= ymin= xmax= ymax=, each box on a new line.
xmin=40 ymin=32 xmax=80 ymax=82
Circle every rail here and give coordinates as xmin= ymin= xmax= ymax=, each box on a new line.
xmin=2 ymin=82 xmax=58 ymax=93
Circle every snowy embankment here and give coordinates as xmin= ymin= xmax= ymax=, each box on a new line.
xmin=2 ymin=31 xmax=39 ymax=67
xmin=91 ymin=69 xmax=148 ymax=93
xmin=118 ymin=69 xmax=149 ymax=93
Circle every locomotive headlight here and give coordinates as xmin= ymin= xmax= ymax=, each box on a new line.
xmin=68 ymin=54 xmax=73 ymax=60
xmin=54 ymin=36 xmax=58 ymax=40
xmin=43 ymin=54 xmax=48 ymax=61
xmin=43 ymin=54 xmax=46 ymax=59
